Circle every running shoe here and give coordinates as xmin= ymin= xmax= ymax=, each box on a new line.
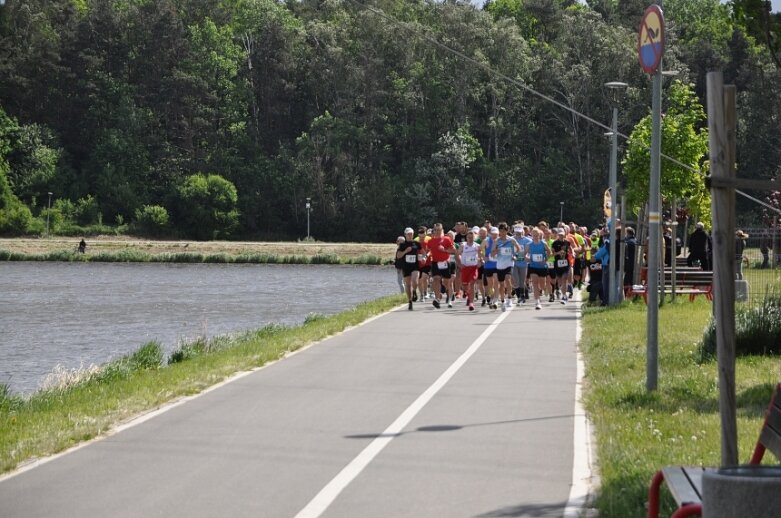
xmin=432 ymin=299 xmax=440 ymax=309
xmin=549 ymin=294 xmax=555 ymax=303
xmin=468 ymin=303 xmax=475 ymax=311
xmin=447 ymin=301 xmax=453 ymax=308
xmin=535 ymin=301 xmax=542 ymax=310
xmin=412 ymin=293 xmax=418 ymax=302
xmin=481 ymin=297 xmax=487 ymax=307
xmin=568 ymin=284 xmax=574 ymax=297
xmin=561 ymin=296 xmax=567 ymax=305
xmin=408 ymin=301 xmax=413 ymax=311
xmin=501 ymin=301 xmax=506 ymax=312
xmin=490 ymin=302 xmax=498 ymax=310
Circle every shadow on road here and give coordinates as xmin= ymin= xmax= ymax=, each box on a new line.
xmin=344 ymin=413 xmax=580 ymax=440
xmin=475 ymin=500 xmax=568 ymax=517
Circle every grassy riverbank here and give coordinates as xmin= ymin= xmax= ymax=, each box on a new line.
xmin=0 ymin=295 xmax=403 ymax=475
xmin=0 ymin=237 xmax=397 ymax=265
xmin=580 ymin=299 xmax=780 ymax=517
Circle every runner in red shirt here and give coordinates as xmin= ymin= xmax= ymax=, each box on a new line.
xmin=428 ymin=222 xmax=456 ymax=309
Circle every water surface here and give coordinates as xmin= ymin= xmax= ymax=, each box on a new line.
xmin=0 ymin=262 xmax=396 ymax=394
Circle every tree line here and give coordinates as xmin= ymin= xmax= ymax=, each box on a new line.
xmin=0 ymin=0 xmax=779 ymax=241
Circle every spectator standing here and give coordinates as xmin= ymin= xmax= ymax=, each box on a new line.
xmin=735 ymin=230 xmax=748 ymax=280
xmin=687 ymin=222 xmax=710 ymax=270
xmin=623 ymin=227 xmax=637 ymax=289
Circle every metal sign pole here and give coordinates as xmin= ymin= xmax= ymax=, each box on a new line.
xmin=639 ymin=2 xmax=665 ymax=391
xmin=647 ymin=63 xmax=662 ymax=391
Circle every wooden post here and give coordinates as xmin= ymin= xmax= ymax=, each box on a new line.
xmin=708 ymin=72 xmax=738 ymax=467
xmin=774 ymin=216 xmax=778 ymax=269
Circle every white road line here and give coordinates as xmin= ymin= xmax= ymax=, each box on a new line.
xmin=294 ymin=308 xmax=514 ymax=518
xmin=0 ymin=309 xmax=394 ymax=484
xmin=564 ymin=292 xmax=596 ymax=517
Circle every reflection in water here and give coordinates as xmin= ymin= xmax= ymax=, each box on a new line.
xmin=0 ymin=262 xmax=396 ymax=394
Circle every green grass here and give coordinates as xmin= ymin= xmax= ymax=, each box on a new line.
xmin=0 ymin=248 xmax=390 ymax=265
xmin=581 ymin=299 xmax=781 ymax=517
xmin=0 ymin=295 xmax=404 ymax=474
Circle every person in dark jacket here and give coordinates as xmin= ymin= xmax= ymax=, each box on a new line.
xmin=687 ymin=222 xmax=709 ymax=270
xmin=624 ymin=227 xmax=637 ymax=288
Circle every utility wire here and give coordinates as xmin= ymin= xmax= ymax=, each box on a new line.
xmin=346 ymin=0 xmax=781 ymax=215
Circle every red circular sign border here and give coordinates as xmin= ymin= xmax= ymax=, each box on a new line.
xmin=638 ymin=5 xmax=665 ymax=75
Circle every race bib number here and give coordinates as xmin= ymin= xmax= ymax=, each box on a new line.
xmin=437 ymin=261 xmax=448 ymax=269
xmin=532 ymin=254 xmax=543 ymax=263
xmin=462 ymin=255 xmax=478 ymax=267
xmin=500 ymin=247 xmax=512 ymax=256
xmin=590 ymin=263 xmax=602 ymax=271
xmin=557 ymin=259 xmax=569 ymax=268
xmin=449 ymin=254 xmax=456 ymax=263
xmin=405 ymin=255 xmax=417 ymax=264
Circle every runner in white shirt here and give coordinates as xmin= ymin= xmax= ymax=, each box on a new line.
xmin=456 ymin=228 xmax=482 ymax=311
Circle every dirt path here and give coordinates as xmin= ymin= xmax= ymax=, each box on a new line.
xmin=0 ymin=237 xmax=396 ymax=261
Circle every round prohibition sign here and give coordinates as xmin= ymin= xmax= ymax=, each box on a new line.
xmin=638 ymin=5 xmax=665 ymax=74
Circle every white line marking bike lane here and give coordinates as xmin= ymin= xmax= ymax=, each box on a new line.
xmin=294 ymin=307 xmax=515 ymax=518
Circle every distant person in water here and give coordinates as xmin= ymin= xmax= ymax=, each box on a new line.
xmin=78 ymin=239 xmax=86 ymax=253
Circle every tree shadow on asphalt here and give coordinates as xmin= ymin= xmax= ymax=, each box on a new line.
xmin=344 ymin=413 xmax=578 ymax=439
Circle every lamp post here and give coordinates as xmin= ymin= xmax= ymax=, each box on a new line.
xmin=305 ymin=197 xmax=311 ymax=240
xmin=46 ymin=191 xmax=53 ymax=238
xmin=605 ymin=81 xmax=628 ymax=306
xmin=559 ymin=201 xmax=564 ymax=223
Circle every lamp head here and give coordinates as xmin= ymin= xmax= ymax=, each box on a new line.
xmin=604 ymin=81 xmax=629 ymax=106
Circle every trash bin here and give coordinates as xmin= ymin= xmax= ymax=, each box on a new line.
xmin=734 ymin=280 xmax=749 ymax=302
xmin=702 ymin=465 xmax=781 ymax=517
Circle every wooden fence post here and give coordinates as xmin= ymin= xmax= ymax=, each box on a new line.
xmin=708 ymin=72 xmax=738 ymax=467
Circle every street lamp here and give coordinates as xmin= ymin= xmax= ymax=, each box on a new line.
xmin=605 ymin=81 xmax=628 ymax=306
xmin=559 ymin=201 xmax=564 ymax=223
xmin=46 ymin=192 xmax=53 ymax=238
xmin=305 ymin=197 xmax=311 ymax=240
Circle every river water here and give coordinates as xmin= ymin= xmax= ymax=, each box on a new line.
xmin=0 ymin=262 xmax=398 ymax=395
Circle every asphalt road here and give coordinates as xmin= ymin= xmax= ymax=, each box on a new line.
xmin=1 ymin=298 xmax=585 ymax=518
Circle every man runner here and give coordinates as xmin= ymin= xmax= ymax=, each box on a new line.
xmin=428 ymin=223 xmax=457 ymax=309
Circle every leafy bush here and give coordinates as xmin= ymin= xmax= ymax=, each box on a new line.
xmin=168 ymin=339 xmax=208 ymax=364
xmin=0 ymin=203 xmax=34 ymax=235
xmin=304 ymin=312 xmax=326 ymax=324
xmin=701 ymin=295 xmax=781 ymax=358
xmin=133 ymin=205 xmax=169 ymax=237
xmin=127 ymin=341 xmax=163 ymax=370
xmin=174 ymin=173 xmax=239 ymax=240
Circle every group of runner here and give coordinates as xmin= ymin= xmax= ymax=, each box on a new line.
xmin=395 ymin=220 xmax=610 ymax=311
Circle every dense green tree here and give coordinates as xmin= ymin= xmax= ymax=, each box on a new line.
xmin=622 ymin=81 xmax=710 ymax=221
xmin=0 ymin=0 xmax=777 ymax=238
xmin=174 ymin=173 xmax=239 ymax=240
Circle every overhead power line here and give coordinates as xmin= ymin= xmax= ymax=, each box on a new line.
xmin=345 ymin=0 xmax=781 ymax=214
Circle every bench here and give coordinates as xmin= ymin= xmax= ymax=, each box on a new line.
xmin=648 ymin=383 xmax=781 ymax=518
xmin=626 ymin=269 xmax=714 ymax=303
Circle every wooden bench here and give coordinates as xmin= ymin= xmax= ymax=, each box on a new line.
xmin=627 ymin=269 xmax=714 ymax=303
xmin=648 ymin=383 xmax=781 ymax=518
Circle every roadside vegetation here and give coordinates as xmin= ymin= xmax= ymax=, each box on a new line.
xmin=0 ymin=248 xmax=389 ymax=265
xmin=581 ymin=297 xmax=781 ymax=517
xmin=0 ymin=295 xmax=403 ymax=474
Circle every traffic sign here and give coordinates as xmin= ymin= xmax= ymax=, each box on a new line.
xmin=638 ymin=5 xmax=665 ymax=74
